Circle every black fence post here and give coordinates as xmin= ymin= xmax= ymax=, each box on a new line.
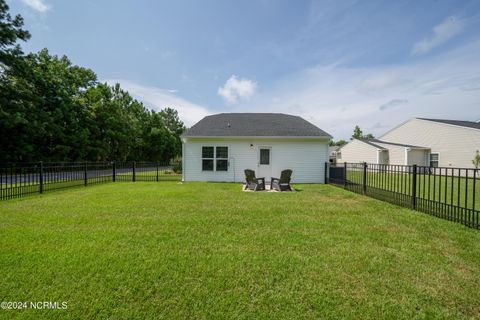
xmin=156 ymin=161 xmax=159 ymax=182
xmin=112 ymin=161 xmax=116 ymax=182
xmin=84 ymin=162 xmax=88 ymax=187
xmin=472 ymin=169 xmax=476 ymax=228
xmin=343 ymin=162 xmax=347 ymax=189
xmin=324 ymin=162 xmax=328 ymax=184
xmin=132 ymin=161 xmax=136 ymax=182
xmin=362 ymin=162 xmax=367 ymax=195
xmin=412 ymin=164 xmax=417 ymax=210
xmin=39 ymin=161 xmax=44 ymax=194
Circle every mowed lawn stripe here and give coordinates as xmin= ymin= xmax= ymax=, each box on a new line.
xmin=1 ymin=182 xmax=479 ymax=319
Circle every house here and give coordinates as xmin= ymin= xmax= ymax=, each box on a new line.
xmin=328 ymin=146 xmax=341 ymax=164
xmin=181 ymin=113 xmax=332 ymax=183
xmin=337 ymin=118 xmax=480 ymax=168
xmin=337 ymin=138 xmax=430 ymax=166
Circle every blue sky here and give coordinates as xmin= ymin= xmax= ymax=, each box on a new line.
xmin=8 ymin=0 xmax=480 ymax=139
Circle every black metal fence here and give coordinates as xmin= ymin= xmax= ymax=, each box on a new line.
xmin=326 ymin=162 xmax=479 ymax=229
xmin=0 ymin=161 xmax=181 ymax=201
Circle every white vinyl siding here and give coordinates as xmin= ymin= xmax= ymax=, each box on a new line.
xmin=381 ymin=118 xmax=480 ymax=168
xmin=374 ymin=143 xmax=405 ymax=165
xmin=183 ymin=138 xmax=329 ymax=183
xmin=408 ymin=149 xmax=429 ymax=166
xmin=338 ymin=139 xmax=429 ymax=166
xmin=378 ymin=150 xmax=389 ymax=164
xmin=337 ymin=139 xmax=380 ymax=164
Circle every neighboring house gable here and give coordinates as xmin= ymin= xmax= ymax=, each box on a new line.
xmin=337 ymin=138 xmax=429 ymax=165
xmin=380 ymin=118 xmax=480 ymax=168
xmin=337 ymin=139 xmax=384 ymax=164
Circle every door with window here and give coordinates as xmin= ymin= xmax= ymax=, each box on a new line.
xmin=258 ymin=147 xmax=272 ymax=181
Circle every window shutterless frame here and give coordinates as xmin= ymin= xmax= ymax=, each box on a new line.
xmin=429 ymin=153 xmax=439 ymax=168
xmin=215 ymin=147 xmax=228 ymax=171
xmin=202 ymin=146 xmax=214 ymax=171
xmin=201 ymin=146 xmax=228 ymax=172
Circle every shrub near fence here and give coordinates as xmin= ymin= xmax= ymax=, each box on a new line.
xmin=327 ymin=162 xmax=479 ymax=229
xmin=0 ymin=161 xmax=181 ymax=200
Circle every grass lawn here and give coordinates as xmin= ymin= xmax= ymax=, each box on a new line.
xmin=1 ymin=182 xmax=479 ymax=319
xmin=345 ymin=169 xmax=480 ymax=210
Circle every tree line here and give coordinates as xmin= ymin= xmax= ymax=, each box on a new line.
xmin=330 ymin=125 xmax=375 ymax=147
xmin=0 ymin=0 xmax=185 ymax=163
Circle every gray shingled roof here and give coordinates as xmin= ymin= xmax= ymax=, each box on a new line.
xmin=362 ymin=138 xmax=429 ymax=149
xmin=357 ymin=139 xmax=387 ymax=150
xmin=183 ymin=113 xmax=332 ymax=137
xmin=418 ymin=118 xmax=480 ymax=130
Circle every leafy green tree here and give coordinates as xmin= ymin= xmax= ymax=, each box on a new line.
xmin=1 ymin=49 xmax=97 ymax=161
xmin=159 ymin=107 xmax=185 ymax=158
xmin=351 ymin=125 xmax=374 ymax=140
xmin=364 ymin=133 xmax=374 ymax=139
xmin=0 ymin=1 xmax=185 ymax=163
xmin=473 ymin=150 xmax=480 ymax=169
xmin=0 ymin=0 xmax=30 ymax=67
xmin=143 ymin=112 xmax=176 ymax=161
xmin=329 ymin=140 xmax=347 ymax=146
xmin=351 ymin=125 xmax=363 ymax=139
xmin=83 ymin=83 xmax=148 ymax=161
xmin=160 ymin=107 xmax=185 ymax=135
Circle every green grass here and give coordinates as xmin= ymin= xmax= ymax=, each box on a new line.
xmin=1 ymin=182 xmax=479 ymax=319
xmin=345 ymin=169 xmax=480 ymax=210
xmin=116 ymin=169 xmax=181 ymax=181
xmin=0 ymin=172 xmax=181 ymax=199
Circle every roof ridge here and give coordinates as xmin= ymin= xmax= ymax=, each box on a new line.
xmin=183 ymin=113 xmax=332 ymax=138
xmin=361 ymin=138 xmax=428 ymax=148
xmin=418 ymin=117 xmax=477 ymax=122
xmin=416 ymin=118 xmax=480 ymax=130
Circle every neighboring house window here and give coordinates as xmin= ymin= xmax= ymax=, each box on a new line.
xmin=202 ymin=147 xmax=214 ymax=171
xmin=336 ymin=152 xmax=341 ymax=160
xmin=216 ymin=147 xmax=228 ymax=171
xmin=429 ymin=153 xmax=439 ymax=167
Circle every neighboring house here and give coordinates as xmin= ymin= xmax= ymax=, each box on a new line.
xmin=329 ymin=146 xmax=340 ymax=163
xmin=337 ymin=138 xmax=429 ymax=166
xmin=337 ymin=118 xmax=480 ymax=168
xmin=181 ymin=113 xmax=332 ymax=183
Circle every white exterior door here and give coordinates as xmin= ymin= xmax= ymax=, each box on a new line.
xmin=258 ymin=147 xmax=272 ymax=181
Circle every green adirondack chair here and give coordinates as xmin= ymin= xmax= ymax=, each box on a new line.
xmin=244 ymin=169 xmax=265 ymax=191
xmin=271 ymin=169 xmax=293 ymax=191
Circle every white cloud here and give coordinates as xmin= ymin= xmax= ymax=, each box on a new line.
xmin=240 ymin=40 xmax=480 ymax=139
xmin=105 ymin=79 xmax=210 ymax=127
xmin=359 ymin=73 xmax=407 ymax=94
xmin=21 ymin=0 xmax=49 ymax=12
xmin=218 ymin=75 xmax=257 ymax=103
xmin=412 ymin=16 xmax=464 ymax=55
xmin=379 ymin=99 xmax=408 ymax=111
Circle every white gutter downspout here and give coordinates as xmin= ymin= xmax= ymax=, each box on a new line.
xmin=404 ymin=147 xmax=410 ymax=166
xmin=181 ymin=138 xmax=186 ymax=182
